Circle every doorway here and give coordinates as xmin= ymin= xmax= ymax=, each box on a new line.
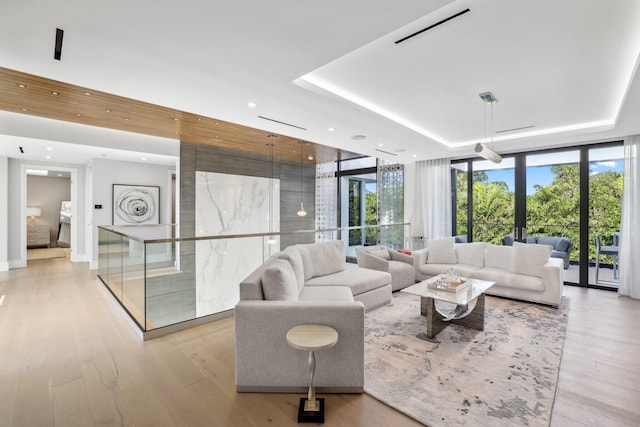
xmin=21 ymin=164 xmax=79 ymax=268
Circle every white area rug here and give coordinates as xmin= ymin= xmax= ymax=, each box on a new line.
xmin=27 ymin=248 xmax=66 ymax=260
xmin=364 ymin=292 xmax=569 ymax=426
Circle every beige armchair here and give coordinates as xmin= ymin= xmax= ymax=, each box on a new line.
xmin=356 ymin=246 xmax=415 ymax=291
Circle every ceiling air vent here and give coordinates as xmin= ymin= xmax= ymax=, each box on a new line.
xmin=258 ymin=116 xmax=306 ymax=131
xmin=395 ymin=9 xmax=471 ymax=45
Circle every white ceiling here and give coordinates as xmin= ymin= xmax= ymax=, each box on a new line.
xmin=1 ymin=0 xmax=640 ymax=166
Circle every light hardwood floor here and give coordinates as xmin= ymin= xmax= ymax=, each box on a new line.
xmin=0 ymin=256 xmax=639 ymax=427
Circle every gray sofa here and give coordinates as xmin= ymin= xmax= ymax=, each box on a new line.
xmin=503 ymin=234 xmax=571 ymax=269
xmin=413 ymin=238 xmax=563 ymax=306
xmin=355 ymin=245 xmax=415 ymax=291
xmin=235 ymin=240 xmax=392 ymax=393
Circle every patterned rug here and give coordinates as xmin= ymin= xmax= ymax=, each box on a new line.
xmin=364 ymin=292 xmax=570 ymax=427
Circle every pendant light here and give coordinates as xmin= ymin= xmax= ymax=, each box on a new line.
xmin=476 ymin=91 xmax=502 ymax=164
xmin=297 ymin=141 xmax=307 ymax=217
xmin=267 ymin=134 xmax=278 ymax=245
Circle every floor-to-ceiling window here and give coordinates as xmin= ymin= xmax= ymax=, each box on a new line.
xmin=587 ymin=145 xmax=624 ymax=288
xmin=452 ymin=141 xmax=623 ymax=289
xmin=338 ymin=157 xmax=378 ymax=258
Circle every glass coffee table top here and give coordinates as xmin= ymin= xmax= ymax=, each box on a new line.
xmin=403 ymin=276 xmax=495 ymax=321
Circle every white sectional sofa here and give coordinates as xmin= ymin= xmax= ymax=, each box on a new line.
xmin=235 ymin=240 xmax=392 ymax=393
xmin=413 ymin=238 xmax=563 ymax=307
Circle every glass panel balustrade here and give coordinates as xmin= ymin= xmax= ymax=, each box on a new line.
xmin=97 ymin=223 xmax=411 ymax=334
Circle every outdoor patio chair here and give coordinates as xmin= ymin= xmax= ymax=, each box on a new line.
xmin=595 ymin=234 xmax=619 ymax=283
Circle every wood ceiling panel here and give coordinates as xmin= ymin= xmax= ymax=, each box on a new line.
xmin=0 ymin=67 xmax=362 ymax=164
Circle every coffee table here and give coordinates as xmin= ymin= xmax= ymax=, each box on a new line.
xmin=402 ymin=275 xmax=495 ymax=339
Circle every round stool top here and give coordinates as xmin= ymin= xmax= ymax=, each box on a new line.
xmin=286 ymin=324 xmax=338 ymax=352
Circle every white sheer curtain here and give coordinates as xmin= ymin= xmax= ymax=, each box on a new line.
xmin=411 ymin=158 xmax=452 ymax=240
xmin=618 ymin=135 xmax=640 ymax=298
xmin=315 ymin=161 xmax=338 ymax=242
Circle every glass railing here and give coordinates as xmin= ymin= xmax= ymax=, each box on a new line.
xmin=97 ymin=223 xmax=411 ymax=336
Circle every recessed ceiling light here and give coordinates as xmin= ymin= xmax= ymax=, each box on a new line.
xmin=57 ymin=174 xmax=62 ymax=177
xmin=124 ymin=117 xmax=130 ymax=121
xmin=17 ymin=84 xmax=26 ymax=88
xmin=46 ymin=147 xmax=53 ymax=151
xmin=84 ymin=92 xmax=91 ymax=96
xmin=308 ymin=155 xmax=314 ymax=160
xmin=328 ymin=127 xmax=335 ymax=132
xmin=378 ymin=143 xmax=384 ymax=147
xmin=76 ymin=113 xmax=81 ymax=117
xmin=105 ymin=108 xmax=112 ymax=113
xmin=51 ymin=91 xmax=59 ymax=96
xmin=248 ymin=102 xmax=257 ymax=108
xmin=412 ymin=154 xmax=417 ymax=158
xmin=174 ymin=117 xmax=179 ymax=121
xmin=141 ymin=157 xmax=147 ymax=161
xmin=21 ymin=107 xmax=28 ymax=111
xmin=45 ymin=155 xmax=51 ymax=160
xmin=351 ymin=135 xmax=366 ymax=140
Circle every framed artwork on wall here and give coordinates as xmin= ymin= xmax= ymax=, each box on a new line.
xmin=112 ymin=184 xmax=160 ymax=225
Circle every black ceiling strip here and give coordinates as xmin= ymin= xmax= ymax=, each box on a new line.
xmin=395 ymin=8 xmax=471 ymax=45
xmin=375 ymin=149 xmax=398 ymax=156
xmin=496 ymin=125 xmax=535 ymax=134
xmin=258 ymin=115 xmax=307 ymax=131
xmin=54 ymin=28 xmax=64 ymax=60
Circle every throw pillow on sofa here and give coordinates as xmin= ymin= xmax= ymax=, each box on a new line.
xmin=299 ymin=240 xmax=346 ymax=278
xmin=508 ymin=242 xmax=552 ymax=278
xmin=261 ymin=259 xmax=299 ymax=301
xmin=455 ymin=242 xmax=486 ymax=267
xmin=426 ymin=237 xmax=457 ymax=264
xmin=485 ymin=244 xmax=512 ymax=270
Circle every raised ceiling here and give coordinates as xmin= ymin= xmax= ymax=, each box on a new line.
xmin=1 ymin=0 xmax=640 ymax=165
xmin=0 ymin=67 xmax=360 ymax=164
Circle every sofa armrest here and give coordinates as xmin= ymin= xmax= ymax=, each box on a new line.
xmin=235 ymin=300 xmax=365 ymax=392
xmin=356 ymin=249 xmax=389 ymax=272
xmin=389 ymin=250 xmax=415 ymax=265
xmin=412 ymin=248 xmax=428 ymax=267
xmin=541 ymin=257 xmax=563 ymax=306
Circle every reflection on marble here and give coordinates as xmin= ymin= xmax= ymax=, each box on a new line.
xmin=195 ymin=172 xmax=280 ymax=316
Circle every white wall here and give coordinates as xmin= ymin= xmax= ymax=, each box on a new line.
xmin=89 ymin=158 xmax=175 ymax=268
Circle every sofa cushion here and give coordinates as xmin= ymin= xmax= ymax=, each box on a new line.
xmin=536 ymin=236 xmax=559 ymax=249
xmin=368 ymin=248 xmax=391 ymax=260
xmin=304 ymin=267 xmax=391 ymax=296
xmin=485 ymin=244 xmax=512 ymax=270
xmin=427 ymin=238 xmax=457 ymax=264
xmin=526 ymin=235 xmax=537 ymax=244
xmin=418 ymin=263 xmax=481 ymax=278
xmin=455 ymin=242 xmax=486 ymax=268
xmin=474 ymin=268 xmax=545 ymax=292
xmin=261 ymin=259 xmax=299 ymax=301
xmin=295 ymin=240 xmax=345 ymax=279
xmin=508 ymin=242 xmax=552 ymax=278
xmin=555 ymin=238 xmax=570 ymax=253
xmin=279 ymin=248 xmax=305 ymax=293
xmin=299 ymin=285 xmax=354 ymax=302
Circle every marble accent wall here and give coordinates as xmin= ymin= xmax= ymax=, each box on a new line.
xmin=195 ymin=171 xmax=280 ymax=316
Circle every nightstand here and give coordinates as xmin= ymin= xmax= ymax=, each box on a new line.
xmin=27 ymin=226 xmax=50 ymax=248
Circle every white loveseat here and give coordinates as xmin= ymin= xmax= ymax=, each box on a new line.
xmin=413 ymin=238 xmax=563 ymax=306
xmin=235 ymin=240 xmax=392 ymax=393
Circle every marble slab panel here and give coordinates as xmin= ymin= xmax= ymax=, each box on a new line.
xmin=195 ymin=172 xmax=280 ymax=316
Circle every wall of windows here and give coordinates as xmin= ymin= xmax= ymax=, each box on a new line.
xmin=452 ymin=141 xmax=623 ymax=289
